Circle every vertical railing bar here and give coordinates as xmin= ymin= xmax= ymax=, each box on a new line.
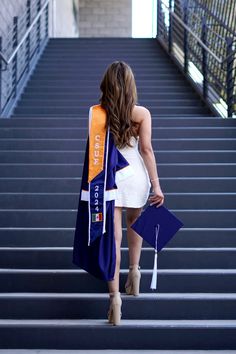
xmin=225 ymin=1 xmax=228 ymax=31
xmin=168 ymin=0 xmax=172 ymax=54
xmin=45 ymin=1 xmax=49 ymax=38
xmin=12 ymin=16 xmax=18 ymax=99
xmin=223 ymin=1 xmax=227 ymax=26
xmin=26 ymin=0 xmax=31 ymax=73
xmin=234 ymin=2 xmax=236 ymax=33
xmin=183 ymin=0 xmax=188 ymax=74
xmin=218 ymin=0 xmax=222 ymax=24
xmin=37 ymin=0 xmax=41 ymax=52
xmin=0 ymin=37 xmax=2 ymax=113
xmin=201 ymin=16 xmax=207 ymax=100
xmin=230 ymin=2 xmax=234 ymax=33
xmin=226 ymin=37 xmax=234 ymax=117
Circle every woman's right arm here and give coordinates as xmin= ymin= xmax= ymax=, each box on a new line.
xmin=138 ymin=107 xmax=164 ymax=207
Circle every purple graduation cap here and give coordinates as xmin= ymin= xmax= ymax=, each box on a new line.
xmin=130 ymin=204 xmax=184 ymax=290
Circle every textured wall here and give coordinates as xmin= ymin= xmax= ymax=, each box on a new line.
xmin=79 ymin=0 xmax=132 ymax=37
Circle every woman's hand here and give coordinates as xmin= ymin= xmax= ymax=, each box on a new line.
xmin=148 ymin=186 xmax=164 ymax=208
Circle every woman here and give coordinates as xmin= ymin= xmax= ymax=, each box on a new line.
xmin=99 ymin=61 xmax=165 ymax=325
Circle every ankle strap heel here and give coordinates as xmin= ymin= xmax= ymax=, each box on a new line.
xmin=129 ymin=264 xmax=141 ymax=270
xmin=107 ymin=291 xmax=122 ymax=325
xmin=125 ymin=264 xmax=141 ymax=296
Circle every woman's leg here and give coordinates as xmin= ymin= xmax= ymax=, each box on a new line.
xmin=126 ymin=207 xmax=143 ymax=266
xmin=107 ymin=206 xmax=123 ymax=293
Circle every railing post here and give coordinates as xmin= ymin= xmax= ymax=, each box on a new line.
xmin=45 ymin=1 xmax=49 ymax=38
xmin=226 ymin=37 xmax=234 ymax=118
xmin=201 ymin=17 xmax=207 ymax=100
xmin=0 ymin=37 xmax=2 ymax=115
xmin=36 ymin=0 xmax=41 ymax=52
xmin=183 ymin=0 xmax=188 ymax=74
xmin=26 ymin=0 xmax=31 ymax=73
xmin=168 ymin=0 xmax=173 ymax=54
xmin=12 ymin=16 xmax=18 ymax=99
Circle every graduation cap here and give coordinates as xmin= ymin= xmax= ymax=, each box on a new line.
xmin=130 ymin=204 xmax=184 ymax=291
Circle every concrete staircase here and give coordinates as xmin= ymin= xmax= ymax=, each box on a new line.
xmin=0 ymin=38 xmax=236 ymax=350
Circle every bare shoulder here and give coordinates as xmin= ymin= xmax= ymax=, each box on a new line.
xmin=132 ymin=105 xmax=151 ymax=123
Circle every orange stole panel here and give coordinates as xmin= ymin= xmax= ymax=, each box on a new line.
xmin=88 ymin=105 xmax=107 ymax=183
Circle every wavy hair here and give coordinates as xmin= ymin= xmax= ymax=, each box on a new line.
xmin=99 ymin=61 xmax=139 ymax=149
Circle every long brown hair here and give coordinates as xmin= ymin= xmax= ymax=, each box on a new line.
xmin=99 ymin=61 xmax=139 ymax=149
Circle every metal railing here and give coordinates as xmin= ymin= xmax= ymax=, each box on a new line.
xmin=156 ymin=0 xmax=236 ymax=118
xmin=0 ymin=0 xmax=50 ymax=117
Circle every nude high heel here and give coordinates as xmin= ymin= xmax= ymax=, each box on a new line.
xmin=107 ymin=291 xmax=122 ymax=325
xmin=125 ymin=264 xmax=141 ymax=296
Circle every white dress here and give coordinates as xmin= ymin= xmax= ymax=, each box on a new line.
xmin=114 ymin=135 xmax=151 ymax=208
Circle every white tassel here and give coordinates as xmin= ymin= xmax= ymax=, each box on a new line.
xmin=150 ymin=250 xmax=158 ymax=290
xmin=150 ymin=223 xmax=160 ymax=290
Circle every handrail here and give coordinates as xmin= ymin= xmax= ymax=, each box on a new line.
xmin=170 ymin=10 xmax=222 ymax=64
xmin=157 ymin=0 xmax=236 ymax=117
xmin=161 ymin=1 xmax=236 ymax=66
xmin=0 ymin=0 xmax=50 ymax=117
xmin=0 ymin=0 xmax=50 ymax=66
xmin=222 ymin=39 xmax=236 ymax=64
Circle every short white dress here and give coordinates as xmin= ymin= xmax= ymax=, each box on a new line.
xmin=114 ymin=135 xmax=151 ymax=208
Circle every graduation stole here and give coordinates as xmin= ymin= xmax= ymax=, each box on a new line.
xmin=87 ymin=104 xmax=110 ymax=246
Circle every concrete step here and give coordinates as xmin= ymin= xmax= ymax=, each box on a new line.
xmin=0 ymin=350 xmax=234 ymax=354
xmin=38 ymin=53 xmax=174 ymax=60
xmin=26 ymin=76 xmax=191 ymax=83
xmin=19 ymin=91 xmax=199 ymax=100
xmin=0 ymin=228 xmax=235 ymax=248
xmin=0 ymin=138 xmax=235 ymax=150
xmin=1 ymin=150 xmax=236 ymax=163
xmin=0 ymin=319 xmax=236 ymax=349
xmin=37 ymin=56 xmax=181 ymax=64
xmin=0 ymin=127 xmax=235 ymax=139
xmin=34 ymin=64 xmax=181 ymax=73
xmin=13 ymin=106 xmax=211 ymax=115
xmin=0 ymin=209 xmax=235 ymax=228
xmin=22 ymin=85 xmax=198 ymax=94
xmin=0 ymin=292 xmax=235 ymax=320
xmin=0 ymin=163 xmax=235 ymax=178
xmin=30 ymin=72 xmax=184 ymax=80
xmin=1 ymin=117 xmax=234 ymax=128
xmin=0 ymin=193 xmax=235 ymax=209
xmin=0 ymin=247 xmax=235 ymax=269
xmin=16 ymin=99 xmax=207 ymax=109
xmin=0 ymin=268 xmax=236 ymax=293
xmin=0 ymin=177 xmax=235 ymax=193
xmin=11 ymin=112 xmax=216 ymax=119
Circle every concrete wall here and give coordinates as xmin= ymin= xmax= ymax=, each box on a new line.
xmin=0 ymin=0 xmax=132 ymax=40
xmin=79 ymin=0 xmax=132 ymax=37
xmin=49 ymin=0 xmax=79 ymax=37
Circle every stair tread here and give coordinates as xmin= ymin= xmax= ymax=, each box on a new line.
xmin=1 ymin=268 xmax=236 ymax=273
xmin=0 ymin=292 xmax=236 ymax=299
xmin=1 ymin=318 xmax=236 ymax=328
xmin=0 ymin=247 xmax=236 ymax=251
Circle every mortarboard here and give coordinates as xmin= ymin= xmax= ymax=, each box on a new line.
xmin=130 ymin=204 xmax=184 ymax=291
